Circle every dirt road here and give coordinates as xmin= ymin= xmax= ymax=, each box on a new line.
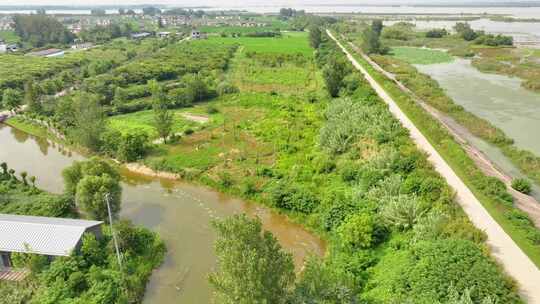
xmin=327 ymin=30 xmax=540 ymax=303
xmin=344 ymin=38 xmax=540 ymax=228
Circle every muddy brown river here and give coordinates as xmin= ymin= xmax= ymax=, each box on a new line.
xmin=0 ymin=124 xmax=326 ymax=303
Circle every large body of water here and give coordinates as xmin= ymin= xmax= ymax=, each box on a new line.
xmin=386 ymin=18 xmax=540 ymax=47
xmin=416 ymin=58 xmax=540 ymax=157
xmin=1 ymin=5 xmax=540 ymax=17
xmin=0 ymin=124 xmax=325 ymax=303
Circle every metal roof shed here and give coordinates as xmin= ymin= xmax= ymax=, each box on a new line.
xmin=0 ymin=213 xmax=103 ymax=257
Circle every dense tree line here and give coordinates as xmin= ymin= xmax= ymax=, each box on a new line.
xmin=454 ymin=22 xmax=513 ymax=46
xmin=13 ymin=15 xmax=74 ymax=47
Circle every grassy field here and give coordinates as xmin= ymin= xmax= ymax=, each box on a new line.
xmin=108 ymin=106 xmax=217 ymax=139
xmin=199 ymin=25 xmax=279 ymax=34
xmin=390 ymin=46 xmax=454 ymax=65
xmin=0 ymin=30 xmax=20 ymax=43
xmin=209 ymin=32 xmax=312 ymax=55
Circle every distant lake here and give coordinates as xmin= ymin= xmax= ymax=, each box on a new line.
xmin=1 ymin=5 xmax=540 ymax=17
xmin=385 ymin=18 xmax=540 ymax=47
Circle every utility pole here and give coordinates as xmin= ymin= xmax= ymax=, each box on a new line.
xmin=105 ymin=193 xmax=122 ymax=268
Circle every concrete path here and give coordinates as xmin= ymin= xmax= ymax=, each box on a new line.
xmin=327 ymin=30 xmax=540 ymax=303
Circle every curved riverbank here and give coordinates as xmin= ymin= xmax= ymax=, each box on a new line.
xmin=0 ymin=123 xmax=326 ymax=303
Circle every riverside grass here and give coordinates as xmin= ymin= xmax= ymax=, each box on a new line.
xmin=336 ymin=35 xmax=540 ymax=268
xmin=390 ymin=46 xmax=454 ymax=65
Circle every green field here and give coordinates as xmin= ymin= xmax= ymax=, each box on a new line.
xmin=208 ymin=32 xmax=312 ymax=55
xmin=390 ymin=47 xmax=454 ymax=65
xmin=0 ymin=30 xmax=20 ymax=43
xmin=108 ymin=107 xmax=215 ymax=139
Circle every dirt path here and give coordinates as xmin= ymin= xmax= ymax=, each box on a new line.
xmin=343 ymin=39 xmax=540 ymax=228
xmin=327 ymin=30 xmax=540 ymax=303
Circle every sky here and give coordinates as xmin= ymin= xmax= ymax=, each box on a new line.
xmin=1 ymin=0 xmax=538 ymax=6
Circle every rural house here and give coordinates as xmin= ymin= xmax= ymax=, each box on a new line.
xmin=0 ymin=213 xmax=103 ymax=271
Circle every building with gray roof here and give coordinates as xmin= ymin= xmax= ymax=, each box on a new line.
xmin=0 ymin=213 xmax=102 ymax=270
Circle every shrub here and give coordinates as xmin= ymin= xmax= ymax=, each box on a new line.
xmin=216 ymin=81 xmax=239 ymax=96
xmin=425 ymin=28 xmax=448 ymax=38
xmin=511 ymin=178 xmax=531 ymax=194
xmin=268 ymin=181 xmax=319 ymax=214
xmin=380 ymin=195 xmax=426 ymax=230
xmin=218 ymin=171 xmax=234 ymax=188
xmin=337 ymin=213 xmax=375 ymax=249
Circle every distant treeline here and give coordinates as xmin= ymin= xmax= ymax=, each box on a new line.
xmin=13 ymin=15 xmax=74 ymax=47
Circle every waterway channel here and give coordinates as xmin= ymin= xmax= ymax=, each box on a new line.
xmin=0 ymin=124 xmax=326 ymax=303
xmin=414 ymin=58 xmax=540 ymax=197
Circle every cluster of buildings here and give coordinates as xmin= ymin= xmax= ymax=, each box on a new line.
xmin=0 ymin=16 xmax=13 ymax=31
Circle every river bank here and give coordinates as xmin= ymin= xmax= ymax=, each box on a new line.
xmin=0 ymin=123 xmax=326 ymax=303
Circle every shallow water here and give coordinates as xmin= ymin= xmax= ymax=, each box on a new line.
xmin=415 ymin=58 xmax=540 ymax=156
xmin=0 ymin=124 xmax=325 ymax=303
xmin=385 ymin=18 xmax=540 ymax=47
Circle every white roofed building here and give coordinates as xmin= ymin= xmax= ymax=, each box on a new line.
xmin=0 ymin=213 xmax=103 ymax=270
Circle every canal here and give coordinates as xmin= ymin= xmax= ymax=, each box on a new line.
xmin=0 ymin=124 xmax=326 ymax=303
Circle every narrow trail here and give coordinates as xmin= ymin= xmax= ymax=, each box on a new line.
xmin=327 ymin=30 xmax=540 ymax=303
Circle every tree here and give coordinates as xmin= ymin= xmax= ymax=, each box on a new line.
xmin=20 ymin=171 xmax=28 ymax=186
xmin=13 ymin=15 xmax=74 ymax=47
xmin=209 ymin=215 xmax=295 ymax=304
xmin=142 ymin=6 xmax=161 ymax=16
xmin=150 ymin=80 xmax=173 ymax=143
xmin=113 ymin=87 xmax=127 ymax=106
xmin=24 ymin=79 xmax=42 ymax=114
xmin=292 ymin=257 xmax=357 ymax=303
xmin=2 ymin=88 xmax=22 ymax=112
xmin=72 ymin=93 xmax=107 ymax=151
xmin=322 ymin=55 xmax=347 ymax=97
xmin=362 ymin=27 xmax=382 ymax=54
xmin=63 ymin=158 xmax=122 ymax=222
xmin=309 ymin=26 xmax=322 ymax=49
xmin=336 ymin=213 xmax=374 ymax=249
xmin=76 ymin=175 xmax=122 ymax=221
xmin=372 ymin=20 xmax=383 ymax=36
xmin=1 ymin=162 xmax=8 ymax=175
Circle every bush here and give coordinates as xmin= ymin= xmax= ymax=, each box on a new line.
xmin=216 ymin=81 xmax=239 ymax=96
xmin=511 ymin=178 xmax=531 ymax=194
xmin=268 ymin=181 xmax=319 ymax=214
xmin=425 ymin=28 xmax=448 ymax=38
xmin=337 ymin=213 xmax=375 ymax=249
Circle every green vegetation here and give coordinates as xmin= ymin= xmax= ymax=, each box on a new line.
xmin=512 ymin=178 xmax=532 ymax=194
xmin=185 ymin=30 xmax=521 ymax=302
xmin=0 ymin=161 xmax=165 ymax=303
xmin=211 ymin=32 xmax=312 ymax=55
xmin=209 ymin=215 xmax=295 ymax=303
xmin=362 ymin=41 xmax=540 ymax=187
xmin=0 ymin=30 xmax=20 ymax=43
xmin=108 ymin=109 xmax=199 ymax=140
xmin=1 ymin=15 xmax=529 ymax=303
xmin=13 ymin=15 xmax=74 ymax=47
xmin=390 ymin=47 xmax=454 ymax=65
xmin=334 ymin=31 xmax=540 ymax=268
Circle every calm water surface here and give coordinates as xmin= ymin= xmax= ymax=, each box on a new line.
xmin=415 ymin=58 xmax=540 ymax=157
xmin=0 ymin=124 xmax=325 ymax=303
